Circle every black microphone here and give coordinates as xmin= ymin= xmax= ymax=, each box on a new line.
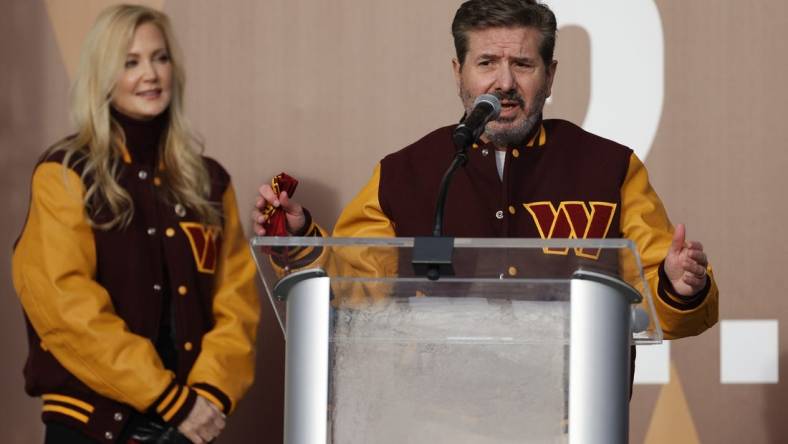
xmin=452 ymin=94 xmax=501 ymax=149
xmin=411 ymin=95 xmax=502 ymax=280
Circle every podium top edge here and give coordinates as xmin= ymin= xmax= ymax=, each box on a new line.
xmin=250 ymin=236 xmax=636 ymax=250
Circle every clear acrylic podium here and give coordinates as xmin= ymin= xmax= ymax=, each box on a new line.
xmin=250 ymin=237 xmax=662 ymax=444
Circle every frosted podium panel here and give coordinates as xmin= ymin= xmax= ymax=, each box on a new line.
xmin=328 ymin=286 xmax=569 ymax=443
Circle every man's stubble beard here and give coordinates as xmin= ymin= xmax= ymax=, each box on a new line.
xmin=459 ymin=83 xmax=548 ymax=149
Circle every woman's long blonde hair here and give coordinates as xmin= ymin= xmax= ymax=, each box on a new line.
xmin=53 ymin=4 xmax=219 ymax=229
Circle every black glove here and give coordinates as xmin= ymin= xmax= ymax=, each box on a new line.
xmin=130 ymin=419 xmax=192 ymax=444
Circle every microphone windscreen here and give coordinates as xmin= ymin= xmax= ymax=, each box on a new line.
xmin=473 ymin=94 xmax=501 ymax=118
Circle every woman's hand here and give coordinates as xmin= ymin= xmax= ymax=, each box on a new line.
xmin=177 ymin=396 xmax=225 ymax=444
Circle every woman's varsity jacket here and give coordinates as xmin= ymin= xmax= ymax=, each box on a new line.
xmin=12 ymin=149 xmax=260 ymax=442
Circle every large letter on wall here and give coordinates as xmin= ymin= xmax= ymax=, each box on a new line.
xmin=548 ymin=0 xmax=663 ymax=160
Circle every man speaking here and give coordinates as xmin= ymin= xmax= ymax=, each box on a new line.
xmin=254 ymin=0 xmax=718 ymax=342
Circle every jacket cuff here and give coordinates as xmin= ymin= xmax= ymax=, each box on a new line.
xmin=291 ymin=208 xmax=315 ymax=237
xmin=192 ymin=383 xmax=233 ymax=415
xmin=150 ymin=382 xmax=198 ymax=427
xmin=271 ymin=208 xmax=324 ymax=270
xmin=657 ymin=261 xmax=711 ymax=311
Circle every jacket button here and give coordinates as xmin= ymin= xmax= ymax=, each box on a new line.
xmin=178 ymin=285 xmax=188 ymax=296
xmin=147 ymin=227 xmax=156 ymax=236
xmin=184 ymin=342 xmax=193 ymax=351
xmin=104 ymin=431 xmax=114 ymax=440
xmin=153 ymin=177 xmax=162 ymax=186
xmin=472 ymin=143 xmax=479 ymax=150
xmin=174 ymin=204 xmax=186 ymax=217
xmin=114 ymin=412 xmax=123 ymax=422
xmin=495 ymin=210 xmax=504 ymax=220
xmin=508 ymin=266 xmax=518 ymax=276
xmin=508 ymin=205 xmax=516 ymax=215
xmin=512 ymin=148 xmax=520 ymax=158
xmin=481 ymin=148 xmax=489 ymax=156
xmin=153 ymin=284 xmax=162 ymax=292
xmin=137 ymin=170 xmax=148 ymax=180
xmin=165 ymin=228 xmax=176 ymax=237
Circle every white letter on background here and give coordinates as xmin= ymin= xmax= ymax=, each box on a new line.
xmin=548 ymin=0 xmax=663 ymax=160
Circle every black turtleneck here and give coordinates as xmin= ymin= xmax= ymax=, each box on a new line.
xmin=111 ymin=107 xmax=168 ymax=167
xmin=111 ymin=107 xmax=178 ymax=372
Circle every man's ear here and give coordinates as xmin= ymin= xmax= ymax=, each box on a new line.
xmin=545 ymin=59 xmax=558 ymax=98
xmin=452 ymin=58 xmax=462 ymax=92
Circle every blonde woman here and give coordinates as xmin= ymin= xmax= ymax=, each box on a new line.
xmin=12 ymin=5 xmax=259 ymax=444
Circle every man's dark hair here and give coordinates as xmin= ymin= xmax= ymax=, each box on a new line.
xmin=452 ymin=0 xmax=557 ymax=67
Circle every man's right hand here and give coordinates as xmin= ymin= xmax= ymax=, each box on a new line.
xmin=252 ymin=184 xmax=306 ymax=236
xmin=177 ymin=396 xmax=225 ymax=444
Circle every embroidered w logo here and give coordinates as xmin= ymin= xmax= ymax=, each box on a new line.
xmin=180 ymin=223 xmax=222 ymax=273
xmin=524 ymin=201 xmax=617 ymax=260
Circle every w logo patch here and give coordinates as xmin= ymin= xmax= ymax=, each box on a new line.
xmin=180 ymin=223 xmax=222 ymax=273
xmin=524 ymin=201 xmax=617 ymax=260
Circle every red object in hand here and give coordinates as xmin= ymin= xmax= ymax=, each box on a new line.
xmin=261 ymin=172 xmax=298 ymax=236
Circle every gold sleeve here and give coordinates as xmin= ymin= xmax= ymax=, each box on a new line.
xmin=333 ymin=163 xmax=396 ymax=239
xmin=620 ymin=153 xmax=719 ymax=339
xmin=326 ymin=164 xmax=399 ymax=305
xmin=11 ymin=163 xmax=174 ymax=412
xmin=187 ymin=183 xmax=261 ymax=414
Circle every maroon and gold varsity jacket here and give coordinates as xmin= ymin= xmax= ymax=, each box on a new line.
xmin=12 ymin=148 xmax=260 ymax=442
xmin=326 ymin=119 xmax=718 ymax=340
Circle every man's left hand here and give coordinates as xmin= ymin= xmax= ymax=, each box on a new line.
xmin=663 ymin=223 xmax=709 ymax=297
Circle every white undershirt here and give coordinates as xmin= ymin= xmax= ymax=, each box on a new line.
xmin=495 ymin=150 xmax=506 ymax=180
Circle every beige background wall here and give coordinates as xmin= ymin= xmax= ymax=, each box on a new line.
xmin=2 ymin=1 xmax=786 ymax=442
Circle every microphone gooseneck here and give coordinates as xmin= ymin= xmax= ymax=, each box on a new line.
xmin=415 ymin=94 xmax=501 ymax=281
xmin=433 ymin=94 xmax=501 ymax=237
